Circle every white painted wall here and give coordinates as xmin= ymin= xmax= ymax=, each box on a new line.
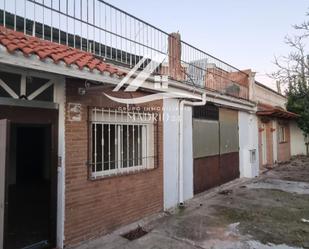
xmin=254 ymin=84 xmax=286 ymax=108
xmin=183 ymin=106 xmax=194 ymax=201
xmin=239 ymin=112 xmax=259 ymax=178
xmin=290 ymin=121 xmax=307 ymax=156
xmin=163 ymin=98 xmax=179 ymax=210
xmin=54 ymin=78 xmax=66 ymax=249
xmin=163 ymin=99 xmax=193 ymax=210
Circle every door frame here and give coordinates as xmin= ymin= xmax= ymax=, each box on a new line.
xmin=272 ymin=120 xmax=278 ymax=163
xmin=261 ymin=124 xmax=267 ymax=165
xmin=0 ymin=120 xmax=10 ymax=249
xmin=0 ymin=106 xmax=58 ymax=249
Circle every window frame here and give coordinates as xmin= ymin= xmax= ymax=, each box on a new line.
xmin=88 ymin=107 xmax=157 ymax=179
xmin=278 ymin=125 xmax=286 ymax=143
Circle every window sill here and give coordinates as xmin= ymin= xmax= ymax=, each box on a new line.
xmin=88 ymin=167 xmax=157 ymax=181
xmin=279 ymin=141 xmax=288 ymax=144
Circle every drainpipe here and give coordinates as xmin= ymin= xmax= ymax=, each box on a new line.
xmin=178 ymin=93 xmax=207 ymax=207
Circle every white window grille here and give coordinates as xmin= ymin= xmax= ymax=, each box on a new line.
xmin=90 ymin=108 xmax=156 ymax=178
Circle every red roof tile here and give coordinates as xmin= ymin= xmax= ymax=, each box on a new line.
xmin=0 ymin=26 xmax=126 ymax=77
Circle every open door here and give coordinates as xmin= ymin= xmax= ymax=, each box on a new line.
xmin=0 ymin=106 xmax=58 ymax=249
xmin=0 ymin=119 xmax=10 ymax=249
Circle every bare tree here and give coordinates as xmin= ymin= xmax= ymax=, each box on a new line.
xmin=272 ymin=11 xmax=309 ymax=155
xmin=271 ymin=12 xmax=309 ymax=89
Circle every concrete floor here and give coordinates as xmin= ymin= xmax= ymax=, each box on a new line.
xmin=74 ymin=156 xmax=309 ymax=249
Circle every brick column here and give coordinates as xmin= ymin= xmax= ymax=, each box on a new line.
xmin=248 ymin=70 xmax=256 ymax=101
xmin=168 ymin=32 xmax=182 ymax=81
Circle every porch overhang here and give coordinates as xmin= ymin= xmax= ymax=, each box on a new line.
xmin=256 ymin=107 xmax=299 ymax=119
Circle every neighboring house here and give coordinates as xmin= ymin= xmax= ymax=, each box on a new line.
xmin=163 ymin=35 xmax=258 ymax=204
xmin=164 ymin=82 xmax=258 ymax=205
xmin=251 ymin=82 xmax=304 ymax=170
xmin=0 ymin=1 xmax=304 ymax=249
xmin=190 ymin=71 xmax=259 ymax=195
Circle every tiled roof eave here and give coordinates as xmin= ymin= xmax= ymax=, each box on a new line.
xmin=0 ymin=26 xmax=127 ymax=78
xmin=0 ymin=43 xmax=125 ymax=87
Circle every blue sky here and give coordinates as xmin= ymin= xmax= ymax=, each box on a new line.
xmin=108 ymin=0 xmax=308 ymax=89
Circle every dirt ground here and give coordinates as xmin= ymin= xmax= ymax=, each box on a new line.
xmin=74 ymin=156 xmax=309 ymax=249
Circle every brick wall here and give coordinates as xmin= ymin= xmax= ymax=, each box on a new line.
xmin=205 ymin=67 xmax=249 ymax=99
xmin=168 ymin=33 xmax=183 ymax=81
xmin=64 ymin=78 xmax=163 ymax=247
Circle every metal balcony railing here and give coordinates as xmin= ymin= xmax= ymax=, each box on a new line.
xmin=0 ymin=0 xmax=249 ymax=100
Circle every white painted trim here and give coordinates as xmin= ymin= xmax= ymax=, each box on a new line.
xmin=0 ymin=63 xmax=63 ymax=80
xmin=0 ymin=97 xmax=58 ymax=109
xmin=28 ymin=80 xmax=54 ymax=100
xmin=54 ymin=78 xmax=66 ymax=249
xmin=0 ymin=78 xmax=18 ymax=99
xmin=206 ymin=94 xmax=257 ymax=112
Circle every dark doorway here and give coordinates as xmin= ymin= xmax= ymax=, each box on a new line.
xmin=6 ymin=124 xmax=52 ymax=249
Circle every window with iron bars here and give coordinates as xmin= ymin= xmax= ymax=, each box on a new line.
xmin=89 ymin=108 xmax=156 ymax=178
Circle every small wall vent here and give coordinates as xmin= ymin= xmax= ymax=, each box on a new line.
xmin=250 ymin=149 xmax=257 ymax=163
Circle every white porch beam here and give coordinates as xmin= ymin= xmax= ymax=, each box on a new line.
xmin=28 ymin=80 xmax=54 ymax=100
xmin=0 ymin=78 xmax=18 ymax=99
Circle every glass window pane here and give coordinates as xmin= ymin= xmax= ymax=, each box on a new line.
xmin=92 ymin=123 xmax=96 ymax=172
xmin=96 ymin=124 xmax=103 ymax=172
xmin=110 ymin=124 xmax=117 ymax=170
xmin=103 ymin=124 xmax=109 ymax=170
xmin=122 ymin=125 xmax=128 ymax=168
xmin=129 ymin=125 xmax=134 ymax=167
xmin=134 ymin=125 xmax=139 ymax=165
xmin=139 ymin=126 xmax=143 ymax=165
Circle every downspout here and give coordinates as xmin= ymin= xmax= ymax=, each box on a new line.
xmin=178 ymin=93 xmax=207 ymax=206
